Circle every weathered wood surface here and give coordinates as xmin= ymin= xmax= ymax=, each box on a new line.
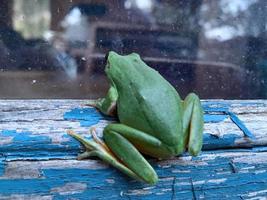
xmin=0 ymin=100 xmax=267 ymax=199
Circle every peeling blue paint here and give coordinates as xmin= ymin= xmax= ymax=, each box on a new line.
xmin=1 ymin=130 xmax=52 ymax=143
xmin=1 ymin=130 xmax=18 ymax=137
xmin=0 ymin=100 xmax=256 ymax=161
xmin=202 ymin=101 xmax=266 ymax=109
xmin=227 ymin=111 xmax=255 ymax=139
xmin=0 ymin=101 xmax=266 ymax=199
xmin=0 ymin=130 xmax=254 ymax=161
xmin=78 ymin=120 xmax=98 ymax=127
xmin=202 ymin=101 xmax=255 ymax=140
xmin=202 ymin=133 xmax=243 ymax=150
xmin=251 ymin=146 xmax=267 ymax=152
xmin=0 ymin=152 xmax=266 ymax=199
xmin=64 ymin=108 xmax=112 ymax=127
xmin=202 ymin=101 xmax=230 ymax=112
xmin=204 ymin=114 xmax=228 ymax=123
xmin=0 ymin=130 xmax=81 ymax=160
xmin=64 ymin=108 xmax=101 ymax=121
xmin=0 ymin=168 xmax=133 ymax=199
xmin=0 ymin=160 xmax=4 ymax=177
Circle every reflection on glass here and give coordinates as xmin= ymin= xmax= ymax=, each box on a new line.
xmin=0 ymin=0 xmax=266 ymax=99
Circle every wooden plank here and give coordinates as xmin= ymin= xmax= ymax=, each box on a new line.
xmin=0 ymin=100 xmax=267 ymax=160
xmin=0 ymin=150 xmax=266 ymax=199
xmin=0 ymin=100 xmax=267 ymax=199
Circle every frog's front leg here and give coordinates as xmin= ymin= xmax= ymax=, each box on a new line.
xmin=182 ymin=93 xmax=204 ymax=156
xmin=90 ymin=85 xmax=118 ymax=116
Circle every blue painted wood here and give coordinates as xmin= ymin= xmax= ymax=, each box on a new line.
xmin=0 ymin=129 xmax=248 ymax=160
xmin=0 ymin=100 xmax=266 ymax=199
xmin=0 ymin=150 xmax=266 ymax=199
xmin=0 ymin=159 xmax=5 ymax=177
xmin=203 ymin=101 xmax=256 ymax=139
xmin=0 ymin=100 xmax=265 ymax=160
xmin=0 ymin=130 xmax=79 ymax=160
xmin=227 ymin=111 xmax=256 ymax=139
xmin=204 ymin=114 xmax=228 ymax=123
xmin=202 ymin=134 xmax=242 ymax=150
xmin=63 ymin=107 xmax=111 ymax=127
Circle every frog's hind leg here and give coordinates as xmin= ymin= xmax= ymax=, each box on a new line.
xmin=67 ymin=129 xmax=142 ymax=182
xmin=103 ymin=124 xmax=160 ymax=184
xmin=182 ymin=93 xmax=204 ymax=156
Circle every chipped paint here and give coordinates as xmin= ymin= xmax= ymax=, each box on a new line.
xmin=0 ymin=194 xmax=53 ymax=200
xmin=0 ymin=100 xmax=267 ymax=199
xmin=207 ymin=178 xmax=227 ymax=184
xmin=233 ymin=152 xmax=267 ymax=164
xmin=105 ymin=178 xmax=116 ymax=184
xmin=0 ymin=136 xmax=13 ymax=145
xmin=0 ymin=130 xmax=80 ymax=160
xmin=63 ymin=107 xmax=109 ymax=127
xmin=192 ymin=180 xmax=205 ymax=185
xmin=171 ymin=169 xmax=191 ymax=173
xmin=125 ymin=189 xmax=153 ymax=196
xmin=0 ymin=100 xmax=265 ymax=161
xmin=0 ymin=151 xmax=266 ymax=199
xmin=204 ymin=114 xmax=228 ymax=123
xmin=0 ymin=160 xmax=4 ymax=177
xmin=50 ymin=182 xmax=87 ymax=195
xmin=202 ymin=133 xmax=243 ymax=150
xmin=0 ymin=160 xmax=108 ymax=179
xmin=254 ymin=170 xmax=266 ymax=174
xmin=244 ymin=189 xmax=267 ymax=198
xmin=203 ymin=101 xmax=256 ymax=140
xmin=227 ymin=111 xmax=255 ymax=139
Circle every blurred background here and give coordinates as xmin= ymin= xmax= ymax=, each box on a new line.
xmin=0 ymin=0 xmax=266 ymax=99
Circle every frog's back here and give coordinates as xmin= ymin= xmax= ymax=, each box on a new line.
xmin=116 ymin=54 xmax=182 ymax=146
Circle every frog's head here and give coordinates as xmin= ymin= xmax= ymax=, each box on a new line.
xmin=105 ymin=51 xmax=141 ymax=83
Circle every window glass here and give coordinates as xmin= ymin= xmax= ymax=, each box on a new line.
xmin=0 ymin=0 xmax=266 ymax=99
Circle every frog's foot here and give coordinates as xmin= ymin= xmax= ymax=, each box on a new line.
xmin=67 ymin=129 xmax=115 ymax=160
xmin=67 ymin=129 xmax=142 ymax=181
xmin=90 ymin=127 xmax=115 ymax=157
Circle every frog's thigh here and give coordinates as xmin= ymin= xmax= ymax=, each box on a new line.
xmin=105 ymin=124 xmax=162 ymax=147
xmin=103 ymin=124 xmax=159 ymax=184
xmin=182 ymin=93 xmax=204 ymax=156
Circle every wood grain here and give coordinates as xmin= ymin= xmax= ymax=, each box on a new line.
xmin=0 ymin=100 xmax=267 ymax=199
